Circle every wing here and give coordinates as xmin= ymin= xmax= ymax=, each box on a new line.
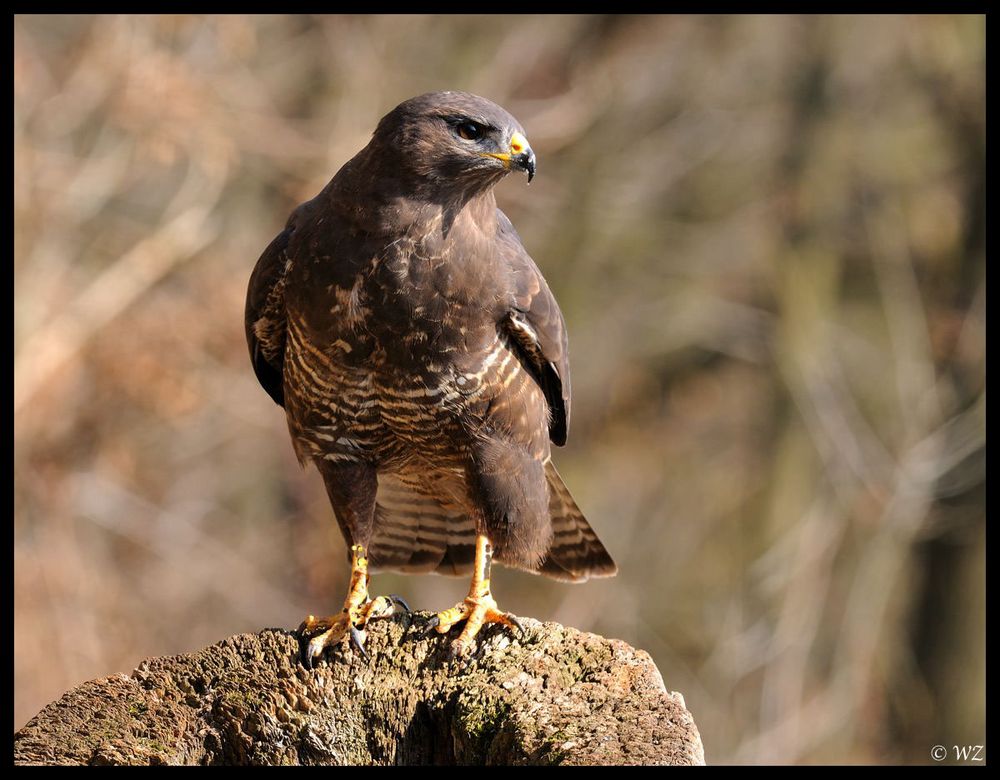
xmin=245 ymin=224 xmax=294 ymax=407
xmin=496 ymin=209 xmax=571 ymax=446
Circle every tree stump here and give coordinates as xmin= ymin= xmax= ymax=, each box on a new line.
xmin=14 ymin=614 xmax=704 ymax=765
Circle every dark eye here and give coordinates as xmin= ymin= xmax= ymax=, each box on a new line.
xmin=455 ymin=121 xmax=485 ymax=141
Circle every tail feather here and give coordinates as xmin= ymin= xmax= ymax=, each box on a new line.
xmin=537 ymin=462 xmax=617 ymax=582
xmin=368 ymin=463 xmax=617 ymax=583
xmin=368 ymin=472 xmax=475 ymax=577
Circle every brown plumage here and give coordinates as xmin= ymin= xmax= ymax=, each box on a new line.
xmin=246 ymin=91 xmax=616 ymax=661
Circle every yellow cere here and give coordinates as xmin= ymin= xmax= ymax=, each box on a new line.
xmin=510 ymin=132 xmax=528 ymax=155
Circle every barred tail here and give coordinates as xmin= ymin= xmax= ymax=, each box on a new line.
xmin=537 ymin=462 xmax=618 ymax=582
xmin=368 ymin=473 xmax=476 ymax=577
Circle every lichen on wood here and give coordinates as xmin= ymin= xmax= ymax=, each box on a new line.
xmin=14 ymin=614 xmax=704 ymax=766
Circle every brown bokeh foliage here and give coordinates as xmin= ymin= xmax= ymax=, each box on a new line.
xmin=14 ymin=15 xmax=984 ymax=764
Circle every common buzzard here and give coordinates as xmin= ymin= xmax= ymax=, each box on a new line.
xmin=246 ymin=91 xmax=616 ymax=665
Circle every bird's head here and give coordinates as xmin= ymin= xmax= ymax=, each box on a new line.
xmin=370 ymin=91 xmax=536 ymax=194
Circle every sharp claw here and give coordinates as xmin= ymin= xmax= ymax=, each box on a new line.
xmin=298 ymin=622 xmax=318 ymax=669
xmin=349 ymin=624 xmax=369 ymax=660
xmin=507 ymin=614 xmax=526 ymax=637
xmin=424 ymin=615 xmax=441 ymax=634
xmin=390 ymin=594 xmax=412 ymax=613
xmin=303 ymin=633 xmax=328 ymax=669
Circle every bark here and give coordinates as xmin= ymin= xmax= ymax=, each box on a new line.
xmin=14 ymin=614 xmax=704 ymax=766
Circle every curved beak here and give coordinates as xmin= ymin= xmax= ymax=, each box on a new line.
xmin=509 ymin=131 xmax=536 ymax=183
xmin=513 ymin=148 xmax=536 ymax=182
xmin=481 ymin=131 xmax=537 ymax=182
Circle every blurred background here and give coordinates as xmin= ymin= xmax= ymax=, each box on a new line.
xmin=14 ymin=15 xmax=984 ymax=764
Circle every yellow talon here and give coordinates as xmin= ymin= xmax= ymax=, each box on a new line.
xmin=431 ymin=534 xmax=524 ymax=656
xmin=298 ymin=544 xmax=408 ymax=667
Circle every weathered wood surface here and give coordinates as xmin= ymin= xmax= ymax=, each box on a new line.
xmin=14 ymin=615 xmax=704 ymax=765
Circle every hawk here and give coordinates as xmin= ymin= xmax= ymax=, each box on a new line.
xmin=246 ymin=91 xmax=616 ymax=666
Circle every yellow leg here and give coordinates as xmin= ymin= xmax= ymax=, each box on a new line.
xmin=298 ymin=544 xmax=409 ymax=667
xmin=431 ymin=534 xmax=524 ymax=657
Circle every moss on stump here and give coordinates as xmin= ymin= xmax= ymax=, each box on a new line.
xmin=14 ymin=615 xmax=704 ymax=765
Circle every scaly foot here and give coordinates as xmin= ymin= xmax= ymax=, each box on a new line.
xmin=298 ymin=544 xmax=410 ymax=668
xmin=427 ymin=534 xmax=524 ymax=657
xmin=428 ymin=591 xmax=523 ymax=658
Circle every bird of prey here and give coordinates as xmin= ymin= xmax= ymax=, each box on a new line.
xmin=246 ymin=91 xmax=616 ymax=666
